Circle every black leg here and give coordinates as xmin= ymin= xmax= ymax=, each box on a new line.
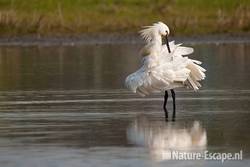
xmin=163 ymin=90 xmax=168 ymax=121
xmin=171 ymin=89 xmax=176 ymax=121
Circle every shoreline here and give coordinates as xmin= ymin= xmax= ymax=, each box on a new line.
xmin=0 ymin=33 xmax=250 ymax=46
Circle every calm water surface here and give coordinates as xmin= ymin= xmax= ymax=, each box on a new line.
xmin=0 ymin=41 xmax=249 ymax=167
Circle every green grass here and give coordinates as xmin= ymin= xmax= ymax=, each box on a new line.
xmin=0 ymin=0 xmax=249 ymax=36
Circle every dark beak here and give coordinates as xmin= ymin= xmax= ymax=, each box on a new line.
xmin=165 ymin=35 xmax=171 ymax=53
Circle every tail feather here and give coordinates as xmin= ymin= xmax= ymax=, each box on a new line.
xmin=138 ymin=86 xmax=149 ymax=96
xmin=187 ymin=76 xmax=199 ymax=91
xmin=184 ymin=61 xmax=206 ymax=91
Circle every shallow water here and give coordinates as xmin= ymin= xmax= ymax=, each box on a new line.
xmin=0 ymin=42 xmax=249 ymax=166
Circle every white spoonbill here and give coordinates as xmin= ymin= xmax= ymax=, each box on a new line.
xmin=125 ymin=22 xmax=206 ymax=121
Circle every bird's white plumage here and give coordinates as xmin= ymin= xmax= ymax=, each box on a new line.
xmin=125 ymin=22 xmax=206 ymax=96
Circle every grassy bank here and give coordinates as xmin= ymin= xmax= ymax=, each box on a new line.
xmin=0 ymin=0 xmax=250 ymax=37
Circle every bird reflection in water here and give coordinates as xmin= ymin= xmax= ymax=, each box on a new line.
xmin=127 ymin=116 xmax=207 ymax=160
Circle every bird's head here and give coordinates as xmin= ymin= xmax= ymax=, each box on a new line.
xmin=156 ymin=22 xmax=170 ymax=36
xmin=139 ymin=22 xmax=170 ymax=43
xmin=156 ymin=22 xmax=171 ymax=53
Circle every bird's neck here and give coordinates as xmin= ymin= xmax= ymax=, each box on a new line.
xmin=150 ymin=33 xmax=162 ymax=53
xmin=140 ymin=32 xmax=162 ymax=57
xmin=152 ymin=33 xmax=162 ymax=45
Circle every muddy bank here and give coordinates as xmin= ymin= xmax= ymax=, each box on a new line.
xmin=0 ymin=33 xmax=250 ymax=46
